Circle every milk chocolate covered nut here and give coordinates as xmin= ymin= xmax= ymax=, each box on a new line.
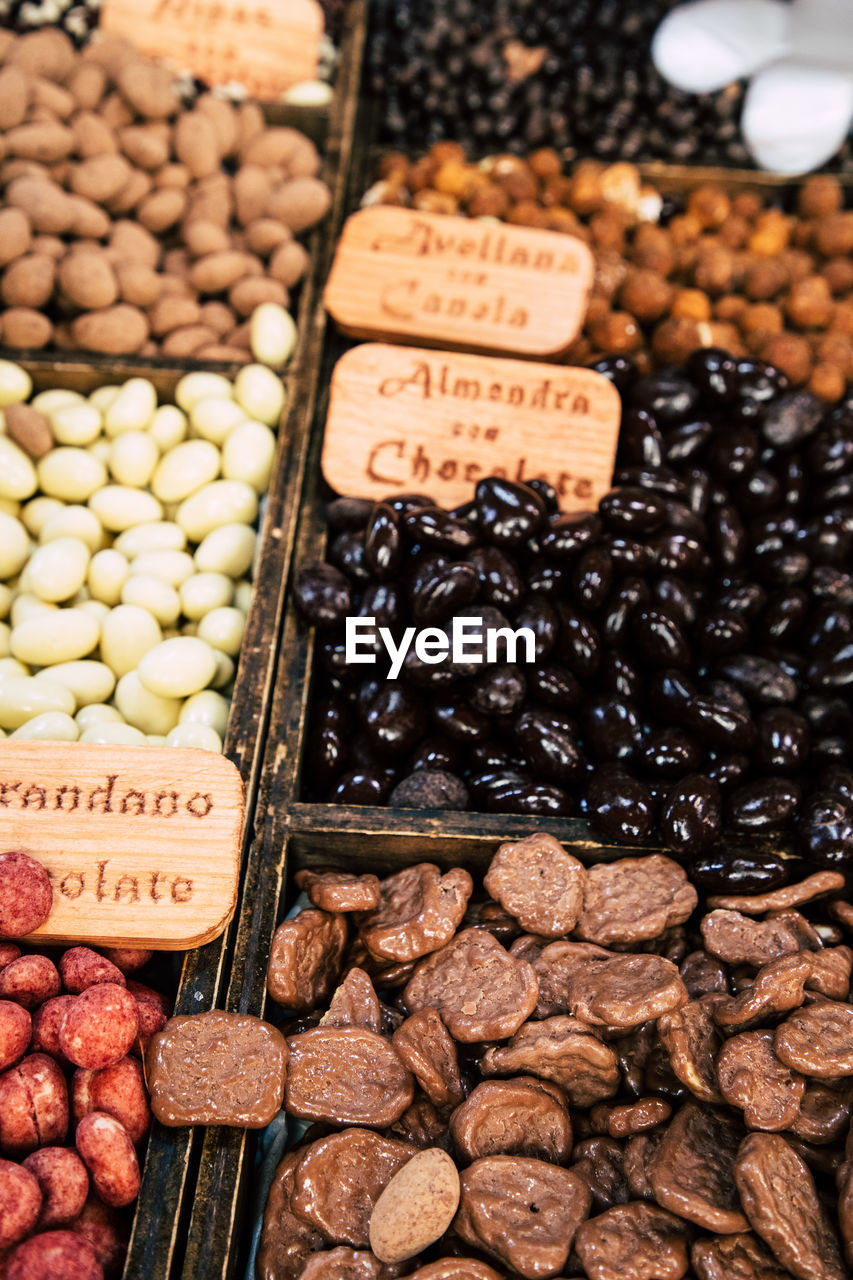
xmin=75 ymin=1112 xmax=139 ymax=1208
xmin=701 ymin=910 xmax=814 ymax=967
xmin=292 ymin=1129 xmax=415 ymax=1247
xmin=735 ymin=1132 xmax=845 ymax=1280
xmin=574 ymin=1202 xmax=689 ymax=1280
xmin=450 ymin=1078 xmax=572 ymax=1164
xmin=717 ymin=1030 xmax=805 ymax=1131
xmin=454 ymin=1154 xmax=591 ymax=1278
xmin=268 ymin=909 xmax=349 ymax=1012
xmin=0 ymin=1053 xmax=68 ymax=1154
xmin=321 ymin=969 xmax=381 ymax=1033
xmin=713 ymin=953 xmax=813 ymax=1034
xmin=402 ymin=929 xmax=538 ymax=1042
xmin=22 ymin=1147 xmax=89 ymax=1228
xmin=566 ymin=955 xmax=688 ymax=1029
xmin=295 ymin=870 xmax=381 ymax=914
xmin=483 ymin=833 xmax=585 ymax=938
xmin=146 ymin=1012 xmax=287 ymax=1127
xmin=0 ymin=852 xmax=52 ymax=938
xmin=575 ymin=855 xmax=697 ymax=947
xmin=0 ymin=1159 xmax=41 ymax=1248
xmin=531 ymin=939 xmax=611 ymax=1018
xmin=774 ymin=1004 xmax=853 ymax=1077
xmin=369 ymin=1147 xmax=460 ymax=1262
xmin=59 ymin=985 xmax=138 ymax=1070
xmin=286 ymin=1027 xmax=413 ymax=1126
xmin=391 ymin=1009 xmax=465 ymax=1109
xmin=707 ymin=871 xmax=845 ymax=915
xmin=692 ymin=1232 xmax=791 ymax=1280
xmin=358 ymin=865 xmax=473 ymax=963
xmin=257 ymin=1150 xmax=324 ymax=1280
xmin=481 ymin=1016 xmax=619 ymax=1108
xmin=648 ymin=1102 xmax=748 ymax=1232
xmin=657 ymin=997 xmax=724 ymax=1102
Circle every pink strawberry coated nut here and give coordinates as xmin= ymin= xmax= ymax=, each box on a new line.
xmin=98 ymin=949 xmax=152 ymax=976
xmin=0 ymin=1159 xmax=42 ymax=1248
xmin=22 ymin=1149 xmax=89 ymax=1229
xmin=30 ymin=998 xmax=76 ymax=1063
xmin=0 ymin=958 xmax=60 ymax=1011
xmin=59 ymin=952 xmax=124 ymax=996
xmin=89 ymin=1059 xmax=150 ymax=1147
xmin=74 ymin=1114 xmax=139 ymax=1209
xmin=69 ymin=1198 xmax=127 ymax=1277
xmin=0 ymin=1002 xmax=31 ymax=1072
xmin=6 ymin=1229 xmax=102 ymax=1280
xmin=125 ymin=982 xmax=170 ymax=1017
xmin=0 ymin=1054 xmax=69 ymax=1156
xmin=0 ymin=945 xmax=21 ymax=969
xmin=71 ymin=1071 xmax=94 ymax=1129
xmin=0 ymin=854 xmax=53 ymax=939
xmin=59 ymin=987 xmax=138 ymax=1070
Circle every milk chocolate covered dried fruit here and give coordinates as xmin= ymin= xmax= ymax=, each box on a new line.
xmin=483 ymin=833 xmax=585 ymax=938
xmin=267 ymin=909 xmax=348 ymax=1012
xmin=285 ymin=1027 xmax=413 ymax=1126
xmin=358 ymin=865 xmax=473 ymax=963
xmin=146 ymin=1011 xmax=287 ymax=1127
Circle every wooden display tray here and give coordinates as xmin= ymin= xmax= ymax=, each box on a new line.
xmin=0 ymin=7 xmax=367 ymax=1278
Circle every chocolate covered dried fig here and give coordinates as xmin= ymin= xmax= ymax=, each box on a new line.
xmin=707 ymin=871 xmax=845 ymax=915
xmin=358 ymin=865 xmax=473 ymax=963
xmin=391 ymin=1009 xmax=465 ymax=1109
xmin=402 ymin=929 xmax=538 ymax=1042
xmin=480 ymin=1015 xmax=620 ymax=1108
xmin=146 ymin=1012 xmax=287 ymax=1128
xmin=734 ymin=1132 xmax=845 ymax=1280
xmin=566 ymin=954 xmax=688 ymax=1029
xmin=691 ymin=1232 xmax=792 ymax=1280
xmin=292 ymin=1128 xmax=415 ymax=1248
xmin=648 ymin=1102 xmax=748 ymax=1232
xmin=321 ymin=968 xmax=381 ymax=1033
xmin=449 ymin=1078 xmax=572 ymax=1164
xmin=267 ymin=909 xmax=349 ymax=1012
xmin=295 ymin=869 xmax=382 ymax=913
xmin=701 ymin=910 xmax=816 ymax=967
xmin=483 ymin=832 xmax=585 ymax=938
xmin=574 ymin=1201 xmax=689 ymax=1280
xmin=712 ymin=954 xmax=812 ymax=1034
xmin=257 ymin=1150 xmax=324 ymax=1280
xmin=657 ymin=996 xmax=724 ymax=1103
xmin=717 ymin=1030 xmax=805 ymax=1131
xmin=286 ymin=1027 xmax=413 ymax=1126
xmin=454 ymin=1154 xmax=591 ymax=1278
xmin=575 ymin=855 xmax=697 ymax=947
xmin=774 ymin=1003 xmax=853 ymax=1077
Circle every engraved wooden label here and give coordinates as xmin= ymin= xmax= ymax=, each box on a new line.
xmin=324 ymin=208 xmax=594 ymax=358
xmin=0 ymin=742 xmax=243 ymax=949
xmin=100 ymin=0 xmax=323 ymax=100
xmin=322 ymin=343 xmax=621 ymax=512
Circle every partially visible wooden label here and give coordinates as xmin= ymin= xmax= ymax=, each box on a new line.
xmin=100 ymin=0 xmax=323 ymax=99
xmin=324 ymin=208 xmax=594 ymax=358
xmin=323 ymin=344 xmax=621 ymax=511
xmin=0 ymin=742 xmax=243 ymax=949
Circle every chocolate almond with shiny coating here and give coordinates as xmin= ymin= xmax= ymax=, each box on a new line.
xmin=146 ymin=1011 xmax=287 ymax=1127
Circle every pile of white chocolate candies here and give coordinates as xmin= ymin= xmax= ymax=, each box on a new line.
xmin=0 ymin=357 xmax=285 ymax=751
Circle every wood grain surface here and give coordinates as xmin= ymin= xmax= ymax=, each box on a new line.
xmin=0 ymin=742 xmax=243 ymax=949
xmin=100 ymin=0 xmax=323 ymax=99
xmin=324 ymin=207 xmax=594 ymax=357
xmin=323 ymin=342 xmax=621 ymax=511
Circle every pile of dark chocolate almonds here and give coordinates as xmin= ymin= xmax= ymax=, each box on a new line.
xmin=296 ymin=348 xmax=853 ymax=880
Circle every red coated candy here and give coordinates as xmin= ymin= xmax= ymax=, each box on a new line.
xmin=7 ymin=1228 xmax=103 ymax=1280
xmin=0 ymin=854 xmax=52 ymax=939
xmin=75 ymin=1114 xmax=140 ymax=1209
xmin=59 ymin=987 xmax=138 ymax=1070
xmin=22 ymin=1149 xmax=89 ymax=1229
xmin=0 ymin=1159 xmax=42 ymax=1248
xmin=0 ymin=1001 xmax=31 ymax=1071
xmin=59 ymin=952 xmax=124 ymax=996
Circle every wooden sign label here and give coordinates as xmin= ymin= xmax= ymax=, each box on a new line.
xmin=100 ymin=0 xmax=323 ymax=100
xmin=323 ymin=343 xmax=621 ymax=512
xmin=0 ymin=742 xmax=243 ymax=949
xmin=324 ymin=208 xmax=594 ymax=358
